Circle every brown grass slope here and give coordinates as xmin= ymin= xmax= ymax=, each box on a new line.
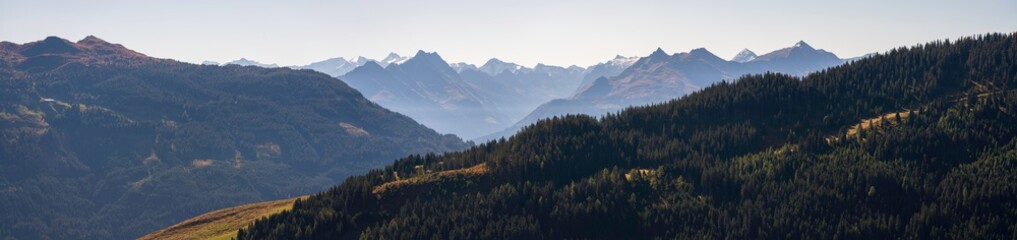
xmin=139 ymin=196 xmax=305 ymax=240
xmin=372 ymin=163 xmax=487 ymax=195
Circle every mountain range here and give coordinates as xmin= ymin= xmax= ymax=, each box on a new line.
xmin=223 ymin=57 xmax=279 ymax=68
xmin=477 ymin=41 xmax=846 ymax=141
xmin=0 ymin=36 xmax=467 ymax=239
xmin=209 ymin=52 xmax=410 ymax=77
xmin=335 ymin=52 xmax=636 ymax=139
xmin=204 ymin=42 xmax=848 ymax=141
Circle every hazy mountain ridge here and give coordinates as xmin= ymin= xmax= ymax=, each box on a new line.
xmin=200 ymin=42 xmax=847 ymax=142
xmin=478 ymin=41 xmax=846 ymax=142
xmin=224 ymin=58 xmax=279 ymax=68
xmin=339 ymin=51 xmax=515 ymax=139
xmin=207 ymin=52 xmax=406 ymax=78
xmin=334 ymin=51 xmax=637 ymax=139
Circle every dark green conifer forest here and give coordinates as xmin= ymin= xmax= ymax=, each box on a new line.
xmin=240 ymin=33 xmax=1017 ymax=239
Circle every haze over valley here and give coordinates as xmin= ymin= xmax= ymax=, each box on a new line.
xmin=199 ymin=42 xmax=855 ymax=140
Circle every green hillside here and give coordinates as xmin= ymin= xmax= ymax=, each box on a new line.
xmin=0 ymin=36 xmax=467 ymax=239
xmin=239 ymin=33 xmax=1017 ymax=239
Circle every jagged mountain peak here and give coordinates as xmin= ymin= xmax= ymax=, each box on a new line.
xmin=413 ymin=50 xmax=440 ymax=58
xmin=637 ymin=47 xmax=670 ymax=64
xmin=630 ymin=47 xmax=671 ymax=66
xmin=650 ymin=47 xmax=668 ymax=57
xmin=405 ymin=50 xmax=447 ymax=65
xmin=686 ymin=48 xmax=723 ymax=61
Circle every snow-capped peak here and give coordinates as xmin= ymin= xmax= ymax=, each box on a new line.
xmin=642 ymin=47 xmax=671 ymax=63
xmin=379 ymin=52 xmax=410 ymax=67
xmin=449 ymin=62 xmax=478 ymax=73
xmin=350 ymin=56 xmax=373 ymax=66
xmin=793 ymin=41 xmax=814 ymax=50
xmin=607 ymin=55 xmax=638 ymax=67
xmin=731 ymin=49 xmax=758 ymax=63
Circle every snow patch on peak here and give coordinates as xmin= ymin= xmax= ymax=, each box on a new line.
xmin=794 ymin=41 xmax=814 ymax=50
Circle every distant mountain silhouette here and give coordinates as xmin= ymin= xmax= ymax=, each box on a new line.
xmin=339 ymin=51 xmax=511 ymax=139
xmin=573 ymin=55 xmax=639 ymax=96
xmin=478 ymin=41 xmax=845 ymax=142
xmin=746 ymin=41 xmax=843 ymax=76
xmin=339 ymin=52 xmax=637 ymax=139
xmin=449 ymin=62 xmax=478 ymax=73
xmin=297 ymin=57 xmax=365 ymax=77
xmin=478 ymin=58 xmax=525 ymax=76
xmin=224 ymin=57 xmax=279 ymax=68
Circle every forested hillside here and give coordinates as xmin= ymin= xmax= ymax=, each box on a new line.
xmin=241 ymin=33 xmax=1017 ymax=239
xmin=0 ymin=36 xmax=466 ymax=239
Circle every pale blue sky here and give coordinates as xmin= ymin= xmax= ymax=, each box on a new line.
xmin=1 ymin=0 xmax=1014 ymax=67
